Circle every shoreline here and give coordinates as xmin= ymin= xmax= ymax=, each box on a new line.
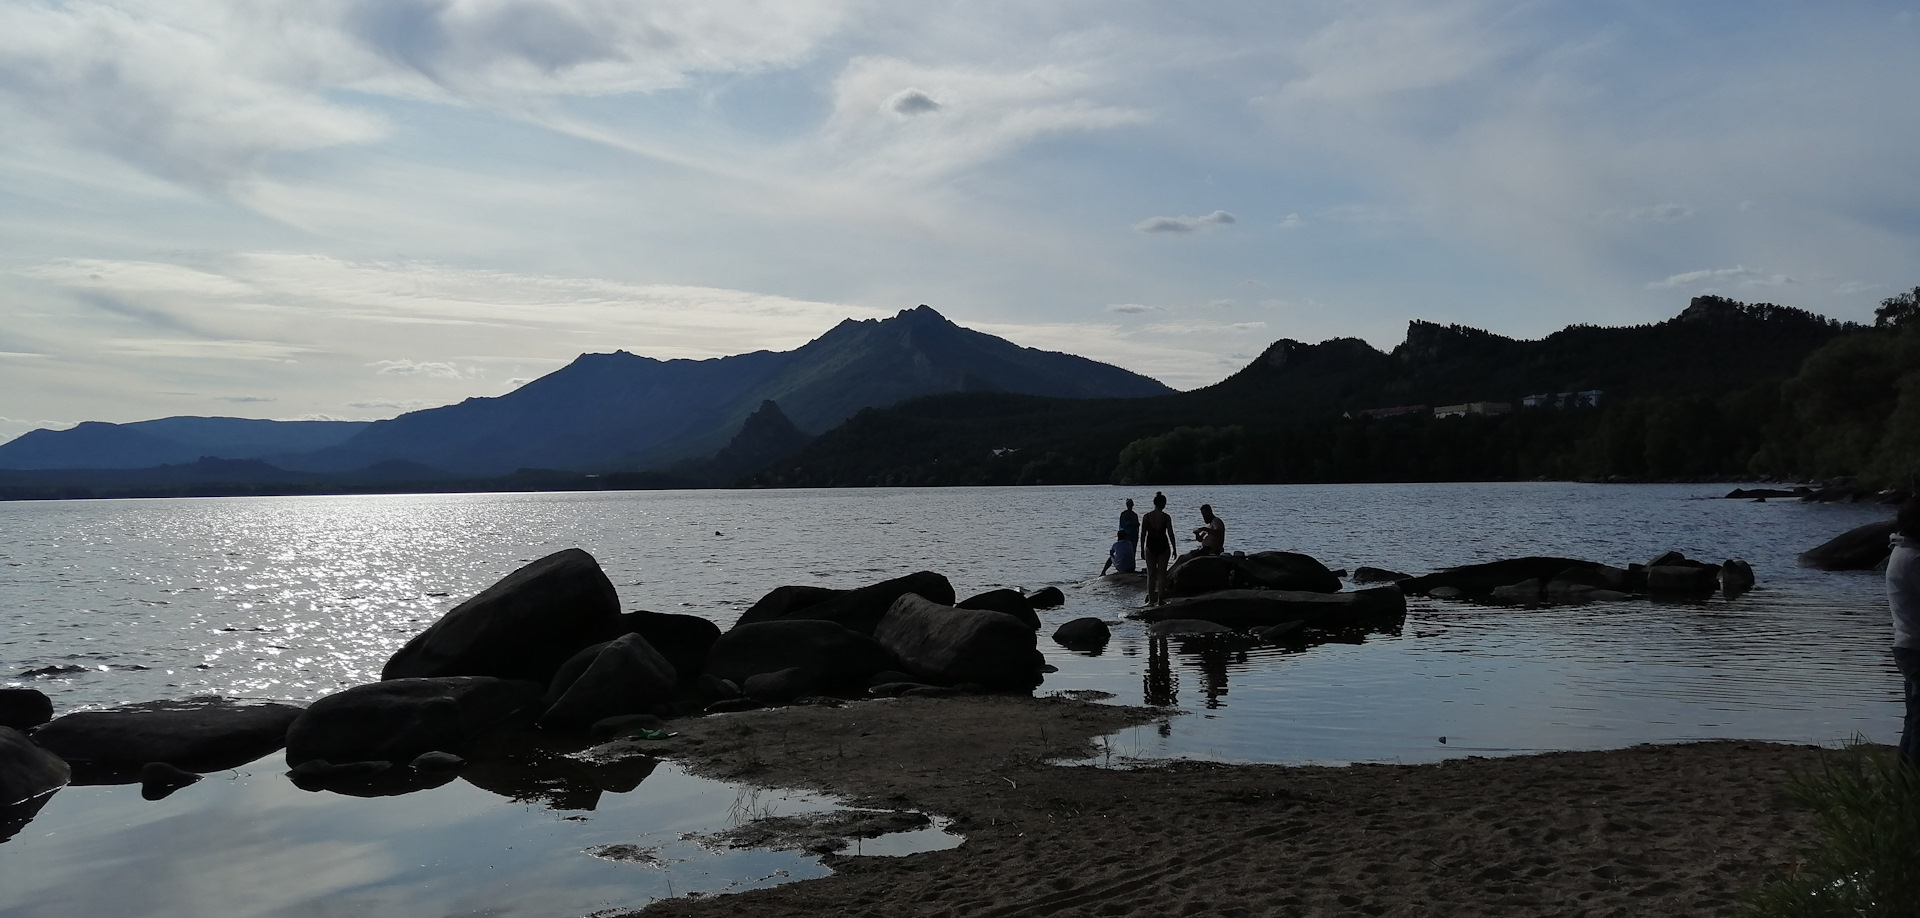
xmin=616 ymin=694 xmax=1850 ymax=918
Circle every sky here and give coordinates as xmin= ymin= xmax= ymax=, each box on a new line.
xmin=2 ymin=1 xmax=1917 ymax=440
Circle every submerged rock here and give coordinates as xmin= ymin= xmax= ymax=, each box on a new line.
xmin=1138 ymin=587 xmax=1406 ymax=629
xmin=1026 ymin=586 xmax=1066 ymax=609
xmin=1051 ymin=617 xmax=1111 ymax=650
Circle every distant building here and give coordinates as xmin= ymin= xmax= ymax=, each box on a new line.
xmin=1522 ymin=391 xmax=1604 ymax=409
xmin=1434 ymin=401 xmax=1512 ymax=419
xmin=1346 ymin=405 xmax=1429 ymax=420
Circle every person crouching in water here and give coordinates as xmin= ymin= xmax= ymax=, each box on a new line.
xmin=1141 ymin=492 xmax=1177 ymax=605
xmin=1192 ymin=504 xmax=1226 ymax=556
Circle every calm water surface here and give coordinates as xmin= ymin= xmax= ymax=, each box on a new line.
xmin=0 ymin=483 xmax=1900 ymax=916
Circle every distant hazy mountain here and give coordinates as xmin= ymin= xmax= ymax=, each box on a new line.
xmin=0 ymin=417 xmax=370 ymax=471
xmin=288 ymin=305 xmax=1173 ymax=477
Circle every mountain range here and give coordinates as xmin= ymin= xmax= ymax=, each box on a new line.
xmin=0 ymin=306 xmax=1171 ymax=485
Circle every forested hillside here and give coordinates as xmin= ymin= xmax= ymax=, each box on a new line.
xmin=746 ymin=295 xmax=1904 ymax=488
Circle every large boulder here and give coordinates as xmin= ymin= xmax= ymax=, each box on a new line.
xmin=1799 ymin=519 xmax=1898 ymax=571
xmin=1168 ymin=551 xmax=1341 ymax=597
xmin=1052 ymin=617 xmax=1111 ymax=650
xmin=733 ymin=584 xmax=843 ymax=629
xmin=0 ymin=726 xmax=69 ymax=807
xmin=0 ymin=688 xmax=53 ymax=730
xmin=1398 ymin=557 xmax=1597 ymax=597
xmin=1721 ymin=559 xmax=1756 ymax=597
xmin=607 ymin=610 xmax=719 ymax=684
xmin=874 ymin=594 xmax=1046 ymax=689
xmin=750 ymin=571 xmax=955 ymax=636
xmin=957 ymin=589 xmax=1041 ymax=630
xmin=703 ymin=620 xmax=896 ymax=689
xmin=285 ymin=677 xmax=544 ymax=767
xmin=1646 ymin=561 xmax=1723 ymax=594
xmin=540 ymin=634 xmax=679 ymax=732
xmin=382 ymin=548 xmax=622 ymax=683
xmin=1137 ymin=587 xmax=1406 ymax=629
xmin=32 ymin=697 xmax=304 ymax=774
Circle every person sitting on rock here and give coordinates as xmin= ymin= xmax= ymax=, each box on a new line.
xmin=1101 ymin=530 xmax=1137 ymax=576
xmin=1192 ymin=504 xmax=1226 ymax=556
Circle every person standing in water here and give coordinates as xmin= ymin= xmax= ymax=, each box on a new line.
xmin=1141 ymin=492 xmax=1177 ymax=605
xmin=1118 ymin=499 xmax=1140 ymax=563
xmin=1888 ymin=496 xmax=1920 ymax=765
xmin=1192 ymin=503 xmax=1226 ymax=556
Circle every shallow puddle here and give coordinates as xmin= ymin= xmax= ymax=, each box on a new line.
xmin=0 ymin=750 xmax=959 ymax=918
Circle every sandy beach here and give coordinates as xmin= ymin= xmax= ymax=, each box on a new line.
xmin=616 ymin=693 xmax=1853 ymax=918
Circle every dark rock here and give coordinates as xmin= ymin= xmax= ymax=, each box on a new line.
xmin=409 ymin=751 xmax=466 ymax=772
xmin=32 ymin=697 xmax=303 ymax=774
xmin=17 ymin=665 xmax=87 ymax=679
xmin=1646 ymin=551 xmax=1688 ymax=568
xmin=1168 ymin=551 xmax=1342 ymax=596
xmin=285 ymin=677 xmax=544 ymax=767
xmin=0 ymin=726 xmax=69 ymax=807
xmin=1429 ymin=586 xmax=1465 ymax=600
xmin=958 ymin=589 xmax=1041 ymax=630
xmin=901 ymin=685 xmax=964 ymax=698
xmin=606 ymin=610 xmax=719 ymax=685
xmin=589 ymin=714 xmax=667 ymax=741
xmin=1721 ymin=559 xmax=1756 ymax=597
xmin=1398 ymin=557 xmax=1597 ymax=597
xmin=1487 ymin=579 xmax=1543 ymax=604
xmin=0 ymin=688 xmax=53 ymax=730
xmin=1799 ymin=519 xmax=1898 ymax=571
xmin=1726 ymin=488 xmax=1799 ymax=499
xmin=704 ymin=619 xmax=896 ymax=689
xmin=873 ymin=594 xmax=1046 ymax=689
xmin=1051 ymin=617 xmax=1111 ymax=649
xmin=787 ymin=571 xmax=957 ymax=635
xmin=540 ymin=634 xmax=679 ymax=732
xmin=733 ymin=584 xmax=844 ymax=629
xmin=138 ymin=761 xmax=201 ymax=800
xmin=743 ymin=667 xmax=816 ymax=702
xmin=1646 ymin=562 xmax=1722 ymax=594
xmin=382 ymin=548 xmax=623 ymax=683
xmin=1026 ymin=586 xmax=1066 ymax=609
xmin=1138 ymin=587 xmax=1406 ymax=629
xmin=867 ymin=670 xmax=916 ymax=687
xmin=1349 ymin=567 xmax=1411 ymax=584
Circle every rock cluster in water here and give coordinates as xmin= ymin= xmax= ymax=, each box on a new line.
xmin=1 ymin=548 xmax=1057 ymax=823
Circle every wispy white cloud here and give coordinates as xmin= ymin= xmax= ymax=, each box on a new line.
xmin=1134 ymin=210 xmax=1235 ymax=234
xmin=369 ymin=360 xmax=477 ymax=379
xmin=1647 ymin=265 xmax=1795 ymax=291
xmin=1106 ymin=303 xmax=1162 ymax=314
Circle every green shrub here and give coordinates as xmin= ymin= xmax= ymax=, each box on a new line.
xmin=1738 ymin=745 xmax=1920 ymax=918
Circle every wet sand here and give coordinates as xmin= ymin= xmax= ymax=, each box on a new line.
xmin=618 ymin=694 xmax=1847 ymax=917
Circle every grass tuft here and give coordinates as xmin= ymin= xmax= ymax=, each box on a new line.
xmin=1738 ymin=744 xmax=1920 ymax=918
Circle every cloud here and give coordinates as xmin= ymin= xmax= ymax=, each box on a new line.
xmin=1836 ymin=281 xmax=1881 ymax=296
xmin=888 ymin=89 xmax=942 ymax=116
xmin=1106 ymin=303 xmax=1162 ymax=314
xmin=346 ymin=398 xmax=433 ymax=412
xmin=217 ymin=395 xmax=276 ymax=403
xmin=0 ymin=0 xmax=849 ymax=189
xmin=1278 ymin=213 xmax=1305 ymax=229
xmin=1647 ymin=266 xmax=1795 ymax=290
xmin=1134 ymin=210 xmax=1236 ymax=234
xmin=369 ymin=360 xmax=477 ymax=379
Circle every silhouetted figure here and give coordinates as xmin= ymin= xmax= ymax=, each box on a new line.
xmin=1141 ymin=492 xmax=1176 ymax=605
xmin=1192 ymin=503 xmax=1225 ymax=556
xmin=1889 ymin=496 xmax=1920 ymax=765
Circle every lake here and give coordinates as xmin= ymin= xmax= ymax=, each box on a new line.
xmin=0 ymin=483 xmax=1900 ymax=916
